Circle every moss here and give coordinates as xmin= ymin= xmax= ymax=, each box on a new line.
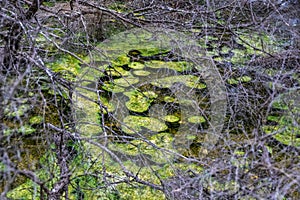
xmin=108 ymin=1 xmax=129 ymax=12
xmin=97 ymin=29 xmax=161 ymax=53
xmin=184 ymin=76 xmax=207 ymax=89
xmin=98 ymin=74 xmax=139 ymax=93
xmin=237 ymin=32 xmax=278 ymax=53
xmin=122 ymin=115 xmax=168 ymax=134
xmin=3 ymin=128 xmax=13 ymax=136
xmin=266 ymin=146 xmax=273 ymax=154
xmin=117 ymin=182 xmax=165 ymax=200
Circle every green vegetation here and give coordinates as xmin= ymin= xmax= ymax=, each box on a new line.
xmin=188 ymin=116 xmax=206 ymax=124
xmin=2 ymin=1 xmax=299 ymax=199
xmin=151 ymin=75 xmax=206 ymax=89
xmin=133 ymin=70 xmax=151 ymax=76
xmin=164 ymin=115 xmax=180 ymax=123
xmin=146 ymin=60 xmax=193 ymax=72
xmin=264 ymin=93 xmax=300 ymax=147
xmin=227 ymin=76 xmax=252 ymax=85
xmin=47 ymin=55 xmax=81 ymax=81
xmin=124 ymin=90 xmax=157 ymax=112
xmin=129 ymin=62 xmax=145 ymax=69
xmin=122 ymin=115 xmax=168 ymax=134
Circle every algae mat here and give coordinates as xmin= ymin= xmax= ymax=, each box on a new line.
xmin=73 ymin=27 xmax=227 ymax=152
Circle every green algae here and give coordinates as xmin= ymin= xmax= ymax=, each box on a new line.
xmin=106 ymin=66 xmax=131 ymax=77
xmin=122 ymin=115 xmax=168 ymax=134
xmin=267 ymin=115 xmax=281 ymax=122
xmin=18 ymin=125 xmax=36 ymax=135
xmin=102 ymin=82 xmax=125 ymax=93
xmin=149 ymin=132 xmax=174 ymax=148
xmin=138 ymin=48 xmax=170 ymax=56
xmin=114 ymin=76 xmax=139 ymax=87
xmin=188 ymin=116 xmax=206 ymax=124
xmin=109 ymin=142 xmax=140 ymax=157
xmin=97 ymin=76 xmax=140 ymax=93
xmin=227 ymin=78 xmax=239 ymax=85
xmin=124 ymin=90 xmax=157 ymax=113
xmin=264 ymin=96 xmax=300 ymax=147
xmin=151 ymin=75 xmax=206 ymax=89
xmin=99 ymin=96 xmax=115 ymax=113
xmin=29 ymin=116 xmax=43 ymax=125
xmin=227 ymin=76 xmax=252 ymax=85
xmin=164 ymin=115 xmax=180 ymax=123
xmin=133 ymin=70 xmax=151 ymax=76
xmin=129 ymin=62 xmax=145 ymax=69
xmin=111 ymin=55 xmax=130 ymax=66
xmin=238 ymin=76 xmax=252 ymax=83
xmin=47 ymin=54 xmax=81 ymax=81
xmin=263 ymin=124 xmax=300 ymax=147
xmin=164 ymin=96 xmax=175 ymax=103
xmin=146 ymin=60 xmax=193 ymax=72
xmin=4 ymin=104 xmax=30 ymax=118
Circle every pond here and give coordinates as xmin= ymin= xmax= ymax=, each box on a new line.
xmin=72 ymin=27 xmax=299 ymax=198
xmin=5 ymin=26 xmax=299 ymax=199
